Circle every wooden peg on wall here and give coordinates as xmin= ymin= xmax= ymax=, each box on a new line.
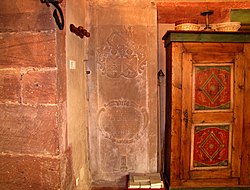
xmin=70 ymin=24 xmax=90 ymax=39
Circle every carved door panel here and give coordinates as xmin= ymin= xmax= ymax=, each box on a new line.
xmin=181 ymin=46 xmax=245 ymax=184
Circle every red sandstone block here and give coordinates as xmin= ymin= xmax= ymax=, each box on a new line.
xmin=0 ymin=32 xmax=56 ymax=68
xmin=0 ymin=104 xmax=59 ymax=155
xmin=0 ymin=154 xmax=60 ymax=190
xmin=0 ymin=12 xmax=55 ymax=32
xmin=0 ymin=69 xmax=21 ymax=103
xmin=157 ymin=2 xmax=250 ymax=24
xmin=22 ymin=70 xmax=57 ymax=105
xmin=0 ymin=0 xmax=55 ymax=32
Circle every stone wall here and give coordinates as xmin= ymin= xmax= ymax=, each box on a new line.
xmin=157 ymin=1 xmax=250 ymax=24
xmin=0 ymin=0 xmax=68 ymax=189
xmin=87 ymin=0 xmax=158 ymax=187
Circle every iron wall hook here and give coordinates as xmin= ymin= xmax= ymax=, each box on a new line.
xmin=41 ymin=0 xmax=64 ymax=30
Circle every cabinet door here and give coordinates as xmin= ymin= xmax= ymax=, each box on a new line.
xmin=181 ymin=43 xmax=245 ymax=186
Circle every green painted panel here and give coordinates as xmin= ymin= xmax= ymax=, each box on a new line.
xmin=163 ymin=31 xmax=250 ymax=47
xmin=231 ymin=9 xmax=250 ymax=24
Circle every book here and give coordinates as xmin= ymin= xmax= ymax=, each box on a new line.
xmin=140 ymin=181 xmax=151 ymax=188
xmin=128 ymin=173 xmax=164 ymax=189
xmin=128 ymin=180 xmax=140 ymax=189
xmin=149 ymin=173 xmax=162 ymax=187
xmin=133 ymin=175 xmax=150 ymax=183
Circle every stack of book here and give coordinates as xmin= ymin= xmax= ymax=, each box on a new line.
xmin=128 ymin=173 xmax=164 ymax=189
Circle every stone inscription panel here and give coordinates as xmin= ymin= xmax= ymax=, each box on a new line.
xmin=96 ymin=26 xmax=147 ymax=79
xmin=98 ymin=98 xmax=148 ymax=143
xmin=99 ymin=139 xmax=148 ymax=178
xmin=87 ymin=2 xmax=158 ymax=183
xmin=89 ymin=25 xmax=157 ymax=185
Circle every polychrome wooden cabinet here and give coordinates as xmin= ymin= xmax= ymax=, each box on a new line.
xmin=162 ymin=31 xmax=250 ymax=189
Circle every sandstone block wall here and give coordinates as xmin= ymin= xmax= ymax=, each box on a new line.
xmin=157 ymin=1 xmax=250 ymax=24
xmin=0 ymin=1 xmax=67 ymax=189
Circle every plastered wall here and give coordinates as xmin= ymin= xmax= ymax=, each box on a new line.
xmin=66 ymin=0 xmax=91 ymax=189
